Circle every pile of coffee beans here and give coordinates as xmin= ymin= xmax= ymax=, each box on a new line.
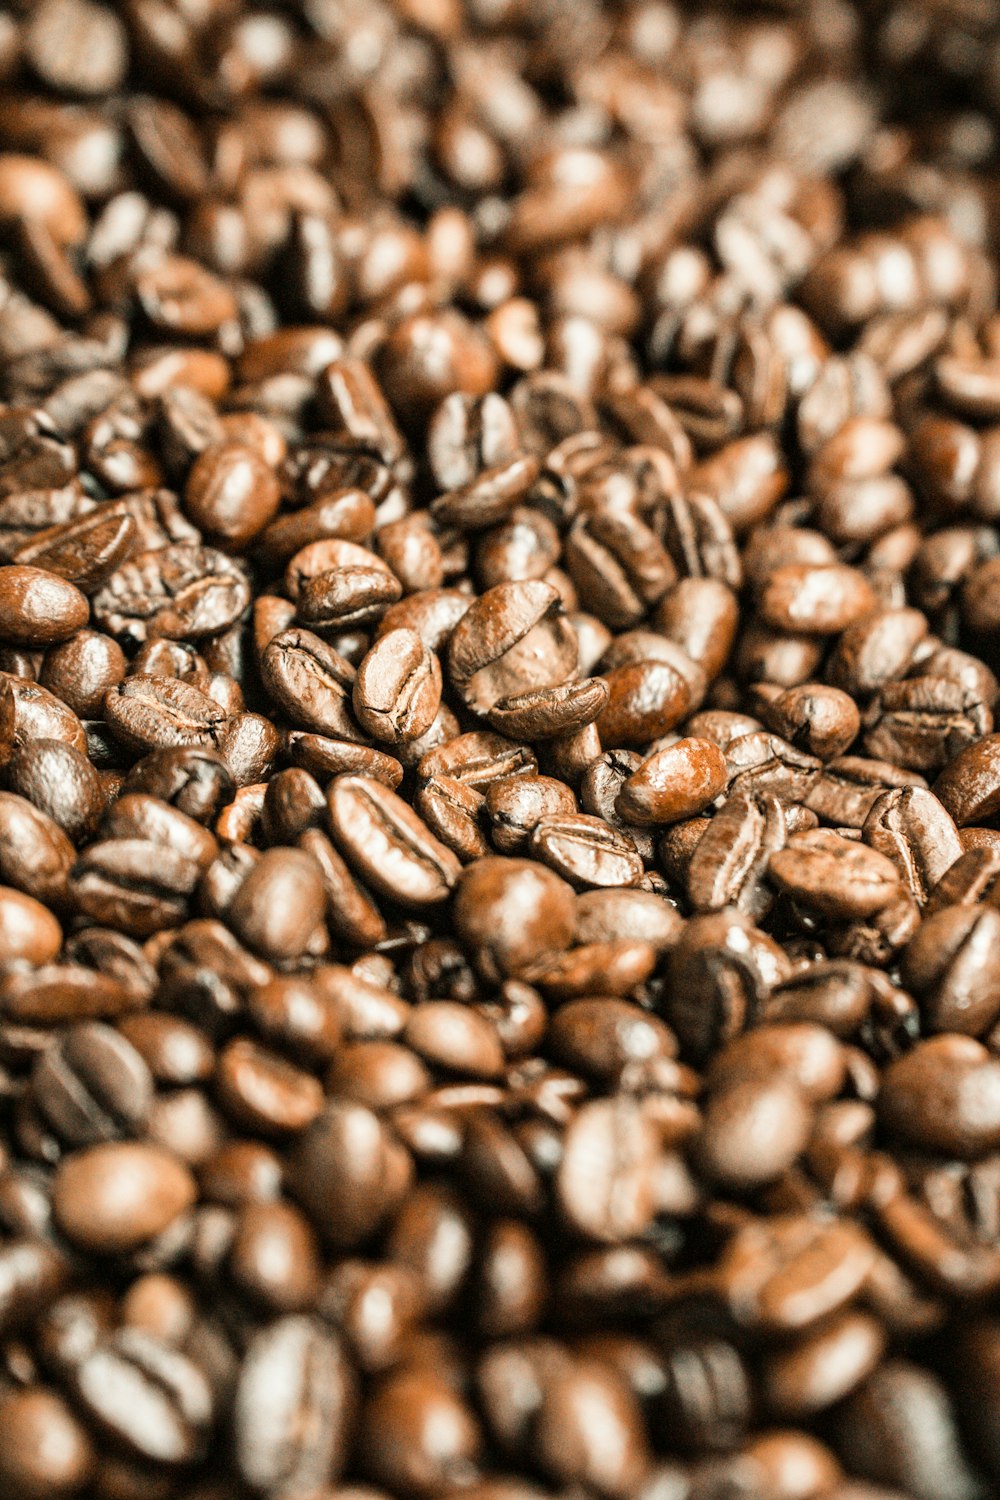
xmin=2 ymin=1 xmax=1000 ymax=1496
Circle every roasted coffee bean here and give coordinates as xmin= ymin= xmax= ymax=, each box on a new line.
xmin=234 ymin=1316 xmax=355 ymax=1492
xmin=5 ymin=737 xmax=105 ymax=843
xmin=616 ymin=739 xmax=728 ymax=826
xmin=879 ymin=1036 xmax=1000 ymax=1158
xmin=901 ymin=905 xmax=1000 ymax=1036
xmin=93 ymin=545 xmax=251 ymax=646
xmin=0 ymin=1385 xmax=94 ymax=1499
xmin=598 ymin=659 xmax=695 ymax=748
xmin=261 ymin=627 xmax=362 ymax=742
xmin=184 ymin=441 xmax=281 ymax=545
xmin=227 ymin=847 xmax=326 ymax=961
xmin=448 ymin=581 xmax=578 ymax=716
xmin=688 ymin=790 xmax=786 ymax=918
xmin=53 ymin=1141 xmax=196 ymax=1252
xmin=353 ymin=630 xmax=442 ymax=745
xmin=13 ymin=505 xmax=136 ymax=594
xmin=328 ymin=775 xmax=461 ymax=908
xmin=557 ymin=1097 xmax=659 ymax=1243
xmin=104 ymin=676 xmax=229 ymax=754
xmin=861 ymin=786 xmax=963 ymax=907
xmin=69 ymin=838 xmax=201 ymax=935
xmin=453 ymin=857 xmax=576 ymax=979
xmin=289 ymin=1102 xmax=412 ymax=1249
xmin=769 ymin=830 xmax=901 ymax=919
xmin=0 ymin=564 xmax=88 ymax=645
xmin=934 ymin=735 xmax=1000 ymax=826
xmin=32 ymin=1021 xmax=153 ymax=1146
xmin=68 ymin=1327 xmax=213 ymax=1465
xmin=697 ymin=1074 xmax=813 ymax=1190
xmin=216 ymin=1037 xmax=324 ymax=1136
xmin=530 ymin=814 xmax=645 ymax=889
xmin=485 ymin=775 xmax=578 ymax=854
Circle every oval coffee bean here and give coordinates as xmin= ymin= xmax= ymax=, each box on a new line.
xmin=616 ymin=739 xmax=728 ymax=826
xmin=53 ymin=1142 xmax=196 ymax=1252
xmin=327 ymin=774 xmax=461 ymax=907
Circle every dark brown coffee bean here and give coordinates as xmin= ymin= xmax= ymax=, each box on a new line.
xmin=69 ymin=838 xmax=200 ymax=935
xmin=184 ymin=441 xmax=281 ymax=545
xmin=759 ymin=563 xmax=877 ymax=634
xmin=597 ymin=659 xmax=694 ymax=748
xmin=104 ymin=676 xmax=229 ymax=754
xmin=697 ymin=1074 xmax=813 ymax=1190
xmin=879 ymin=1035 xmax=1000 ymax=1158
xmin=448 ymin=581 xmax=577 ymax=717
xmin=228 ymin=847 xmax=327 ymax=961
xmin=289 ymin=1101 xmax=412 ymax=1249
xmin=33 ymin=1021 xmax=153 ymax=1147
xmin=13 ymin=505 xmax=136 ymax=594
xmin=861 ymin=787 xmax=963 ymax=907
xmin=418 ymin=732 xmax=537 ymax=792
xmin=485 ymin=775 xmax=578 ymax=854
xmin=769 ymin=830 xmax=901 ymax=919
xmin=415 ymin=774 xmax=489 ymax=863
xmin=530 ymin=813 xmax=645 ymax=889
xmin=5 ymin=737 xmax=105 ymax=844
xmin=353 ymin=630 xmax=442 ymax=745
xmin=216 ymin=1036 xmax=324 ymax=1136
xmin=93 ymin=545 xmax=251 ymax=646
xmin=40 ymin=629 xmax=127 ymax=718
xmin=0 ymin=884 xmax=62 ymax=966
xmin=0 ymin=790 xmax=75 ymax=907
xmin=327 ymin=774 xmax=461 ymax=908
xmin=69 ymin=1327 xmax=213 ymax=1466
xmin=557 ymin=1097 xmax=659 ymax=1243
xmin=667 ymin=910 xmax=791 ymax=1062
xmin=934 ymin=735 xmax=1000 ymax=826
xmin=688 ymin=790 xmax=786 ymax=918
xmin=0 ymin=1385 xmax=94 ymax=1499
xmin=0 ymin=564 xmax=88 ymax=645
xmin=0 ymin=674 xmax=88 ymax=760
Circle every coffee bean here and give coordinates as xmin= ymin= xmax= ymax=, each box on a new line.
xmin=697 ymin=1075 xmax=813 ymax=1189
xmin=934 ymin=734 xmax=1000 ymax=826
xmin=234 ymin=1316 xmax=355 ymax=1492
xmin=289 ymin=1101 xmax=412 ymax=1249
xmin=69 ymin=1327 xmax=213 ymax=1465
xmin=104 ymin=675 xmax=229 ymax=754
xmin=216 ymin=1036 xmax=324 ymax=1137
xmin=557 ymin=1098 xmax=658 ymax=1243
xmin=616 ymin=739 xmax=728 ymax=826
xmin=530 ymin=813 xmax=645 ymax=888
xmin=93 ymin=545 xmax=251 ymax=646
xmin=879 ymin=1036 xmax=1000 ymax=1158
xmin=448 ymin=580 xmax=578 ymax=717
xmin=228 ymin=847 xmax=326 ymax=961
xmin=353 ymin=629 xmax=442 ymax=744
xmin=0 ymin=564 xmax=88 ymax=645
xmin=53 ymin=1141 xmax=196 ymax=1251
xmin=184 ymin=441 xmax=281 ymax=545
xmin=0 ymin=1386 xmax=94 ymax=1498
xmin=453 ymin=857 xmax=576 ymax=979
xmin=327 ymin=774 xmax=461 ymax=907
xmin=33 ymin=1021 xmax=153 ymax=1146
xmin=768 ymin=831 xmax=902 ymax=919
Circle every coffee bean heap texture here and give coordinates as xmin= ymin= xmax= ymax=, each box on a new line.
xmin=4 ymin=1 xmax=1000 ymax=1497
